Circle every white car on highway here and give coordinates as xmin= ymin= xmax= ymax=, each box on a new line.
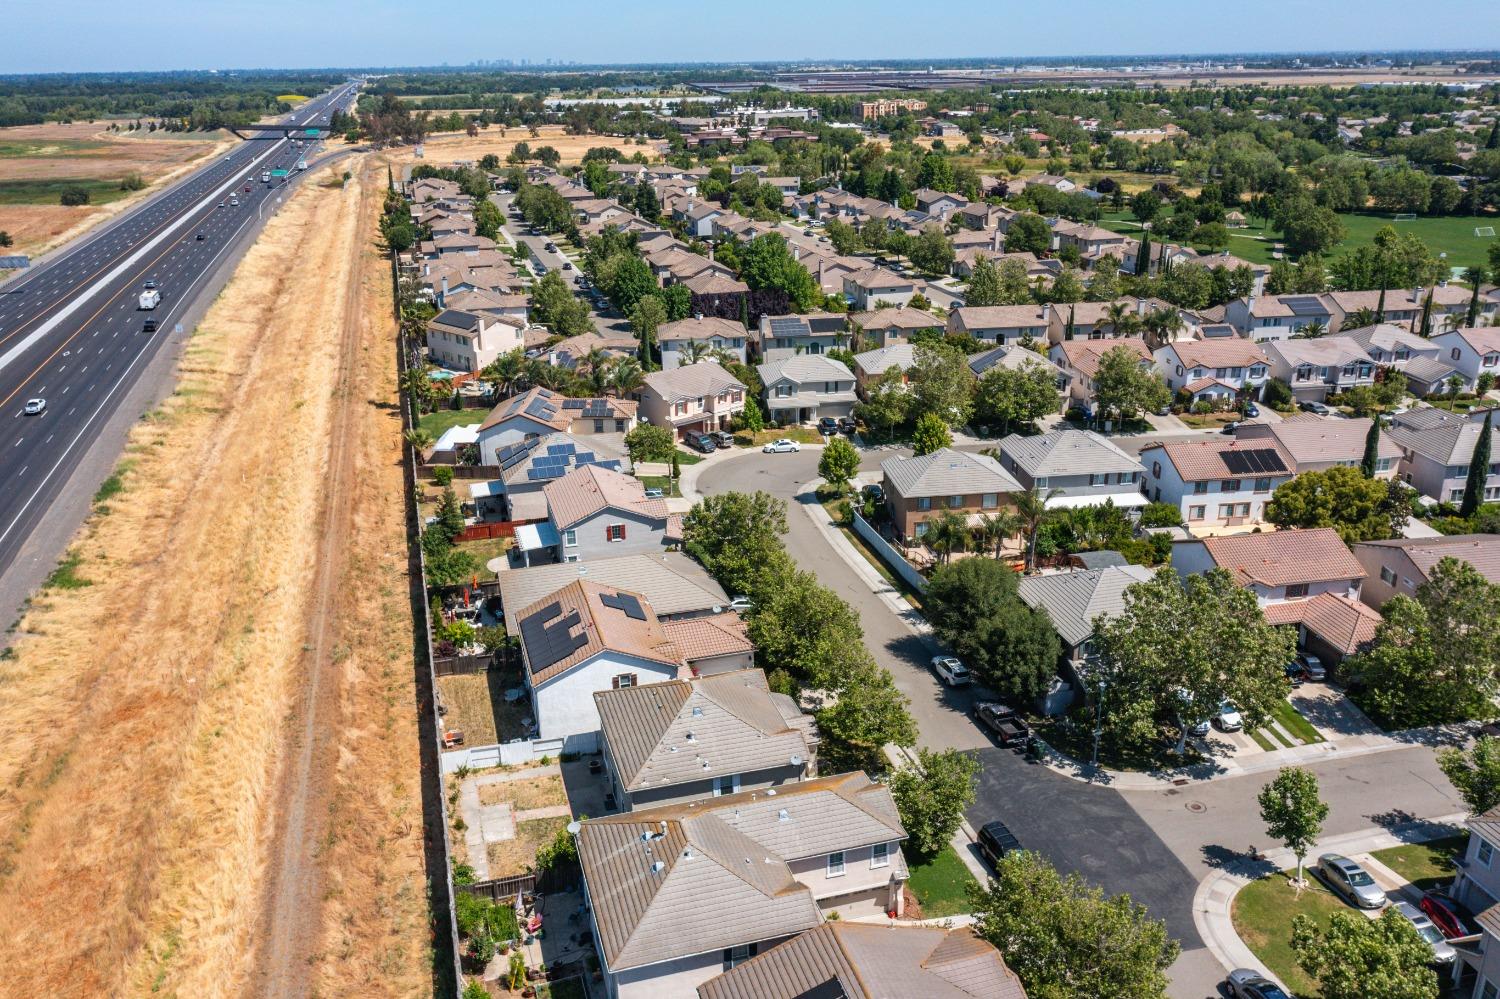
xmin=23 ymin=398 xmax=46 ymax=416
xmin=762 ymin=438 xmax=801 ymax=453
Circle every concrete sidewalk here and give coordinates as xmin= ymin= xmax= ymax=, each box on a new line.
xmin=1191 ymin=812 xmax=1467 ymax=989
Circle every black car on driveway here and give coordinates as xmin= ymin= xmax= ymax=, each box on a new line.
xmin=818 ymin=416 xmax=840 ymax=436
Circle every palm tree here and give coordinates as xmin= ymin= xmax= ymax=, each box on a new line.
xmin=606 ymin=357 xmax=646 ymax=398
xmin=680 ymin=339 xmax=711 ymax=364
xmin=481 ymin=348 xmax=526 ymax=400
xmin=1294 ymin=318 xmax=1329 ymax=340
xmin=924 ymin=510 xmax=970 ymax=564
xmin=1013 ymin=485 xmax=1062 ymax=571
xmin=1337 ymin=310 xmax=1375 ymax=333
xmin=1144 ymin=306 xmax=1182 ymax=346
xmin=1103 ymin=302 xmax=1132 ymax=339
xmin=972 ymin=510 xmax=1023 ymax=559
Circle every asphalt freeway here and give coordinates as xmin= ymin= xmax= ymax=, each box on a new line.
xmin=0 ymin=83 xmax=359 ymax=583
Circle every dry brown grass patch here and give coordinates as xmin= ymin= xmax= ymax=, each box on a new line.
xmin=486 ymin=816 xmax=569 ymax=877
xmin=478 ymin=774 xmax=566 ymax=812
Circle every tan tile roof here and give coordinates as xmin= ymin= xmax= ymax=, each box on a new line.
xmin=852 ymin=306 xmax=943 ymax=331
xmin=1165 ymin=338 xmax=1268 ymax=369
xmin=1183 ymin=376 xmax=1239 ymax=393
xmin=1151 ymin=436 xmax=1295 ymax=482
xmin=698 ymin=923 xmax=1028 ymax=999
xmin=657 ymin=316 xmax=747 ymax=343
xmin=1237 ymin=415 xmax=1403 ymax=469
xmin=1354 ymin=534 xmax=1500 ymax=586
xmin=543 ymin=464 xmax=669 ymax=531
xmin=660 ymin=614 xmax=754 ymax=662
xmin=594 ymin=668 xmax=808 ymax=792
xmin=683 ymin=272 xmax=751 ymax=295
xmin=949 ymin=304 xmax=1049 ymax=330
xmin=516 ymin=579 xmax=684 ymax=686
xmin=1262 ymin=592 xmax=1381 ymax=655
xmin=1055 ymin=338 xmax=1151 ymax=378
xmin=479 ymin=387 xmax=637 ymax=434
xmin=1200 ymin=528 xmax=1367 ymax=587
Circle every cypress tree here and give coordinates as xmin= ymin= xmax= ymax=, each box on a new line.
xmin=1461 ymin=411 xmax=1493 ymax=518
xmin=1064 ymin=303 xmax=1076 ymax=340
xmin=1361 ymin=417 xmax=1381 ymax=479
xmin=1488 ymin=120 xmax=1500 ymax=150
xmin=1374 ymin=284 xmax=1386 ymax=324
xmin=1135 ymin=227 xmax=1151 ymax=277
xmin=1418 ymin=289 xmax=1433 ymax=337
xmin=1468 ymin=268 xmax=1485 ymax=329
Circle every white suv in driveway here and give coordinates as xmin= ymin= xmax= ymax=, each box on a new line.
xmin=931 ymin=656 xmax=972 ymax=686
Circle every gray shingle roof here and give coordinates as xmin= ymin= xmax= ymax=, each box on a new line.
xmin=998 ymin=429 xmax=1143 ymax=478
xmin=1387 ymin=408 xmax=1500 ymax=465
xmin=595 ymin=670 xmax=812 ymax=792
xmin=497 ymin=553 xmax=728 ymax=632
xmin=758 ymin=354 xmax=856 ymax=386
xmin=1017 ymin=565 xmax=1154 ymax=647
xmin=881 ymin=448 xmax=1021 ymax=499
xmin=853 ymin=343 xmax=917 ymax=377
xmin=697 ymin=923 xmax=1028 ymax=999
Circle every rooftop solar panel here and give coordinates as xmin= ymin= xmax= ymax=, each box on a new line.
xmin=1285 ymin=296 xmax=1327 ymax=317
xmin=1223 ymin=448 xmax=1287 ymax=475
xmin=518 ymin=602 xmax=588 ymax=671
xmin=601 ymin=592 xmax=647 ymax=620
xmin=562 ymin=399 xmax=587 ymax=410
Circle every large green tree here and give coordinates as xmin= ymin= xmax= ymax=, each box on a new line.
xmin=681 ymin=491 xmax=789 ymax=597
xmin=1004 ymin=213 xmax=1052 ymax=256
xmin=971 ymin=851 xmax=1179 ymax=999
xmin=908 ymin=343 xmax=975 ymax=427
xmin=1291 ymin=909 xmax=1438 ymax=999
xmin=818 ymin=436 xmax=860 ymax=493
xmin=740 ymin=233 xmax=819 ymax=311
xmin=887 ymin=749 xmax=980 ymax=858
xmin=1461 ymin=411 xmax=1493 ymax=518
xmin=925 ymin=557 xmax=1061 ymax=705
xmin=748 ymin=568 xmax=869 ymax=690
xmin=854 ymin=369 xmax=912 ymax=440
xmin=1092 ymin=346 xmax=1171 ymax=421
xmin=1264 ymin=464 xmax=1409 ymax=543
xmin=909 ymin=225 xmax=956 ymax=276
xmin=966 ymin=255 xmax=1003 ymax=307
xmin=973 ymin=360 xmax=1062 ymax=435
xmin=1092 ymin=568 xmax=1295 ymax=753
xmin=910 ymin=411 xmax=953 ymax=456
xmin=1438 ymin=736 xmax=1500 ymax=815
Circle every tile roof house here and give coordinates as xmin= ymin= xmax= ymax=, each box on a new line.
xmin=1262 ymin=593 xmax=1382 ymax=663
xmin=697 ymin=923 xmax=1027 ymax=999
xmin=1235 ymin=414 xmax=1402 ymax=478
xmin=1352 ymin=534 xmax=1500 ymax=610
xmin=539 ymin=464 xmax=674 ymax=565
xmin=1264 ymin=337 xmax=1376 ymax=403
xmin=424 ymin=308 xmax=525 ymax=374
xmin=755 ymin=313 xmax=850 ymax=361
xmin=516 ymin=580 xmax=689 ymax=750
xmin=947 ymin=304 xmax=1050 ymax=346
xmin=476 ymin=387 xmax=638 ymax=462
xmin=1340 ymin=323 xmax=1445 ymax=369
xmin=1154 ymin=338 xmax=1269 ymax=398
xmin=1172 ymin=527 xmax=1367 ymax=604
xmin=637 ymin=360 xmax=748 ymax=441
xmin=1224 ymin=293 xmax=1338 ymax=341
xmin=1139 ymin=437 xmax=1296 ymax=530
xmin=1431 ymin=326 xmax=1500 ymax=385
xmin=656 ymin=316 xmax=750 ymax=370
xmin=576 ymin=772 xmax=909 ymax=999
xmin=595 ymin=668 xmax=815 ymax=811
xmin=480 ymin=431 xmax=630 ymax=522
xmin=1385 ymin=407 xmax=1500 ymax=505
xmin=996 ymin=429 xmax=1147 ymax=510
xmin=842 ymin=269 xmax=919 ymax=310
xmin=759 ymin=355 xmax=859 ymax=424
xmin=850 ymin=306 xmax=943 ymax=348
xmin=497 ymin=553 xmax=730 ymax=633
xmin=1048 ymin=338 xmax=1154 ymax=411
xmin=851 ymin=343 xmax=918 ymax=394
xmin=549 ymin=330 xmax=641 ymax=370
xmin=880 ymin=447 xmax=1023 ymax=541
xmin=1445 ymin=804 xmax=1500 ymax=966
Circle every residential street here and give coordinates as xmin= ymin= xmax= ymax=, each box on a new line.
xmin=696 ymin=445 xmax=1467 ymax=999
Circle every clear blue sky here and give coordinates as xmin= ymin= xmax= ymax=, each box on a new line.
xmin=2 ymin=0 xmax=1497 ymax=74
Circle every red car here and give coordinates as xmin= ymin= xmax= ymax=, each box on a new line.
xmin=1420 ymin=890 xmax=1475 ymax=939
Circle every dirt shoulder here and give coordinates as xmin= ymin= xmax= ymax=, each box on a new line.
xmin=0 ymin=155 xmax=430 ymax=996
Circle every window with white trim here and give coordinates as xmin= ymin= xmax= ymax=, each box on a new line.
xmin=605 ymin=523 xmax=627 ymax=542
xmin=712 ymin=774 xmax=741 ymax=797
xmin=1480 ymin=837 xmax=1494 ymax=867
xmin=1188 ymin=505 xmax=1205 ymax=521
xmin=564 ymin=529 xmax=578 ymax=547
xmin=827 ymin=851 xmax=846 ymax=877
xmin=871 ymin=843 xmax=890 ymax=868
xmin=611 ymin=673 xmax=638 ymax=690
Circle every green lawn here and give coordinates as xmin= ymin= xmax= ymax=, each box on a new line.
xmin=0 ymin=177 xmax=135 ymax=206
xmin=417 ymin=407 xmax=482 ymax=439
xmin=741 ymin=427 xmax=823 ymax=447
xmin=905 ymin=846 xmax=980 ymax=919
xmin=1370 ymin=835 xmax=1468 ymax=893
xmin=1249 ymin=729 xmax=1279 ymax=752
xmin=636 ymin=474 xmax=680 ymax=497
xmin=1269 ymin=700 xmax=1325 ymax=746
xmin=457 ymin=536 xmax=512 ymax=580
xmin=1232 ymin=869 xmax=1352 ymax=997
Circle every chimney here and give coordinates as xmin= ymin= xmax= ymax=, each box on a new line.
xmin=440 ymin=275 xmax=448 ymax=303
xmin=1413 ymin=286 xmax=1422 ymax=310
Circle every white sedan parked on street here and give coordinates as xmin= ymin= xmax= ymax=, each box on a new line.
xmin=762 ymin=438 xmax=801 ymax=453
xmin=931 ymin=655 xmax=972 ymax=686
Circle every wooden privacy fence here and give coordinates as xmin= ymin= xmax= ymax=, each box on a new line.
xmin=421 ymin=463 xmax=503 ymax=479
xmin=434 ymin=653 xmax=495 ymax=677
xmin=455 ymin=520 xmax=523 ymax=542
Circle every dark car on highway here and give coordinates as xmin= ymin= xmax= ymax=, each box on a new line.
xmin=143 ymin=317 xmax=158 ymax=332
xmin=976 ymin=820 xmax=1021 ymax=867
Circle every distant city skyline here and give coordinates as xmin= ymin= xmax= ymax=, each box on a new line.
xmin=2 ymin=0 xmax=1499 ymax=75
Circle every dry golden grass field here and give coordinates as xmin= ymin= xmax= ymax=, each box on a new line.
xmin=394 ymin=123 xmax=657 ymax=169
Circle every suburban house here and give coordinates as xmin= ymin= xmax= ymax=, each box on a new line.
xmin=550 ymin=330 xmax=641 ymax=370
xmin=1341 ymin=322 xmax=1445 ymax=368
xmin=1385 ymin=408 xmax=1500 ymax=505
xmin=996 ymin=429 xmax=1147 ymax=511
xmin=1263 ymin=338 xmax=1376 ymax=403
xmin=880 ymin=447 xmax=1022 ymax=541
xmin=1224 ymin=294 xmax=1338 ymax=341
xmin=947 ymin=304 xmax=1050 ymax=346
xmin=594 ymin=668 xmax=816 ymax=811
xmin=755 ymin=313 xmax=849 ymax=361
xmin=576 ymin=772 xmax=910 ymax=999
xmin=852 ymin=343 xmax=917 ymax=394
xmin=657 ymin=316 xmax=750 ymax=370
xmin=843 ymin=269 xmax=918 ymax=310
xmin=1153 ymin=338 xmax=1269 ymax=402
xmin=759 ymin=355 xmax=859 ymax=424
xmin=851 ymin=306 xmax=942 ymax=348
xmin=1446 ymin=807 xmax=1500 ymax=998
xmin=1352 ymin=534 xmax=1500 ymax=609
xmin=477 ymin=387 xmax=638 ymax=462
xmin=1432 ymin=327 xmax=1500 ymax=384
xmin=516 ymin=580 xmax=689 ymax=751
xmin=496 ymin=552 xmax=731 ymax=635
xmin=696 ymin=923 xmax=1028 ymax=999
xmin=477 ymin=432 xmax=629 ymax=523
xmin=536 ymin=464 xmax=676 ymax=566
xmin=1234 ymin=413 xmax=1402 ymax=477
xmin=424 ymin=308 xmax=524 ymax=374
xmin=1016 ymin=565 xmax=1154 ymax=709
xmin=637 ymin=361 xmax=748 ymax=441
xmin=1049 ymin=338 xmax=1154 ymax=412
xmin=1139 ymin=437 xmax=1296 ymax=529
xmin=442 ymin=287 xmax=530 ymax=323
xmin=678 ymin=201 xmax=727 ymax=237
xmin=1045 ymin=298 xmax=1169 ymax=344
xmin=913 ymin=188 xmax=968 ymax=218
xmin=1172 ymin=528 xmax=1367 ymax=605
xmin=1262 ymin=590 xmax=1384 ymax=667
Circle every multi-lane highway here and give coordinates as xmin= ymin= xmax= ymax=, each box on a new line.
xmin=0 ymin=82 xmax=359 ymax=592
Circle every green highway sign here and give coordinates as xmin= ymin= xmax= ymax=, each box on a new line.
xmin=304 ymin=128 xmax=319 ymax=136
xmin=270 ymin=168 xmax=289 ymax=178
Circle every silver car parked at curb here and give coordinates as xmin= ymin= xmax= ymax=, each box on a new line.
xmin=1317 ymin=853 xmax=1387 ymax=909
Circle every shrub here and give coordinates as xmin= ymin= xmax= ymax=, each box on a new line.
xmin=118 ymin=172 xmax=146 ymax=191
xmin=433 ymin=465 xmax=455 ymax=487
xmin=1138 ymin=502 xmax=1184 ymax=528
xmin=59 ymin=185 xmax=91 ymax=206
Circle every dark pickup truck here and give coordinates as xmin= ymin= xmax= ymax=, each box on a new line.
xmin=973 ymin=701 xmax=1031 ymax=747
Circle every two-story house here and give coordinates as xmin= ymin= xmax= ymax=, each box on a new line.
xmin=1433 ymin=327 xmax=1500 ymax=385
xmin=1016 ymin=564 xmax=1154 ymax=708
xmin=947 ymin=304 xmax=1050 ymax=346
xmin=1447 ymin=807 xmax=1500 ymax=998
xmin=996 ymin=429 xmax=1147 ymax=511
xmin=496 ymin=551 xmax=731 ymax=635
xmin=1352 ymin=534 xmax=1500 ymax=610
xmin=536 ymin=464 xmax=676 ymax=566
xmin=850 ymin=306 xmax=942 ymax=348
xmin=1049 ymin=338 xmax=1156 ymax=413
xmin=1386 ymin=407 xmax=1500 ymax=506
xmin=516 ymin=580 xmax=689 ymax=752
xmin=1264 ymin=337 xmax=1376 ymax=403
xmin=1172 ymin=528 xmax=1367 ymax=605
xmin=880 ymin=447 xmax=1022 ymax=542
xmin=481 ymin=432 xmax=630 ymax=523
xmin=477 ymin=387 xmax=639 ymax=463
xmin=1235 ymin=414 xmax=1402 ymax=478
xmin=1139 ymin=437 xmax=1296 ymax=529
xmin=576 ymin=772 xmax=910 ymax=999
xmin=1154 ymin=338 xmax=1270 ymax=403
xmin=656 ymin=316 xmax=750 ymax=370
xmin=424 ymin=308 xmax=524 ymax=374
xmin=637 ymin=360 xmax=748 ymax=441
xmin=758 ymin=355 xmax=859 ymax=424
xmin=755 ymin=313 xmax=848 ymax=361
xmin=594 ymin=668 xmax=816 ymax=811
xmin=697 ymin=922 xmax=1028 ymax=999
xmin=851 ymin=344 xmax=917 ymax=395
xmin=1224 ymin=294 xmax=1339 ymax=342
xmin=1046 ymin=297 xmax=1168 ymax=344
xmin=843 ymin=269 xmax=918 ymax=310
xmin=913 ymin=188 xmax=968 ymax=219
